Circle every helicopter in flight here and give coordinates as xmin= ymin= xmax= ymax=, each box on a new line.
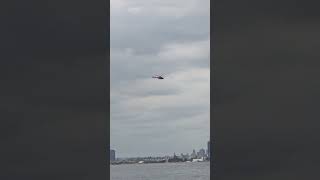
xmin=152 ymin=75 xmax=164 ymax=79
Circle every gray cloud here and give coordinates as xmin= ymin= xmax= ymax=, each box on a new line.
xmin=111 ymin=0 xmax=210 ymax=157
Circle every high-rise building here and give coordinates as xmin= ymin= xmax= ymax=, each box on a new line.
xmin=207 ymin=141 xmax=210 ymax=158
xmin=198 ymin=148 xmax=206 ymax=158
xmin=110 ymin=149 xmax=116 ymax=161
xmin=191 ymin=149 xmax=197 ymax=158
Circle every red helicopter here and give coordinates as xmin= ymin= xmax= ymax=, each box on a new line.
xmin=152 ymin=74 xmax=164 ymax=79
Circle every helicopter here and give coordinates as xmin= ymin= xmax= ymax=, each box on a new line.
xmin=152 ymin=75 xmax=164 ymax=79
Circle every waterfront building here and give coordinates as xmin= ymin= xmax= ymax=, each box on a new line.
xmin=191 ymin=149 xmax=197 ymax=158
xmin=186 ymin=153 xmax=190 ymax=159
xmin=207 ymin=141 xmax=210 ymax=158
xmin=110 ymin=149 xmax=116 ymax=161
xmin=168 ymin=153 xmax=183 ymax=163
xmin=199 ymin=148 xmax=206 ymax=158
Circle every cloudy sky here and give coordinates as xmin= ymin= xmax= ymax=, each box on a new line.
xmin=110 ymin=0 xmax=210 ymax=157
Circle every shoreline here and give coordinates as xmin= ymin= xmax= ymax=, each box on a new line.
xmin=111 ymin=160 xmax=210 ymax=166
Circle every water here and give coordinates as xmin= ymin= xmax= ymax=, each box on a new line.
xmin=111 ymin=162 xmax=210 ymax=180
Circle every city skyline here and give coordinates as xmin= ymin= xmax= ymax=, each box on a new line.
xmin=111 ymin=140 xmax=210 ymax=159
xmin=110 ymin=0 xmax=210 ymax=157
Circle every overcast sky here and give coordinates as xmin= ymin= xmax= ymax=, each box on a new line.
xmin=110 ymin=0 xmax=210 ymax=157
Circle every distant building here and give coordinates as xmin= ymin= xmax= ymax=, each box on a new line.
xmin=191 ymin=149 xmax=197 ymax=158
xmin=207 ymin=141 xmax=210 ymax=158
xmin=110 ymin=149 xmax=116 ymax=161
xmin=199 ymin=148 xmax=206 ymax=158
xmin=168 ymin=152 xmax=183 ymax=162
xmin=180 ymin=153 xmax=189 ymax=160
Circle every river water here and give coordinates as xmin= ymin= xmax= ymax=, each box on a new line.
xmin=111 ymin=161 xmax=210 ymax=180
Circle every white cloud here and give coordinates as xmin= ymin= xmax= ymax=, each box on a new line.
xmin=111 ymin=0 xmax=209 ymax=17
xmin=127 ymin=7 xmax=143 ymax=14
xmin=110 ymin=0 xmax=127 ymax=10
xmin=158 ymin=38 xmax=210 ymax=61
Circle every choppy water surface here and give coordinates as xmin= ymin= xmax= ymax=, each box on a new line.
xmin=111 ymin=162 xmax=210 ymax=180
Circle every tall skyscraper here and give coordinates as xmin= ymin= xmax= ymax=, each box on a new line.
xmin=207 ymin=141 xmax=210 ymax=158
xmin=110 ymin=149 xmax=116 ymax=161
xmin=199 ymin=148 xmax=206 ymax=158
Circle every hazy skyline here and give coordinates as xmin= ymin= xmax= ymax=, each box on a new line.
xmin=110 ymin=0 xmax=210 ymax=157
